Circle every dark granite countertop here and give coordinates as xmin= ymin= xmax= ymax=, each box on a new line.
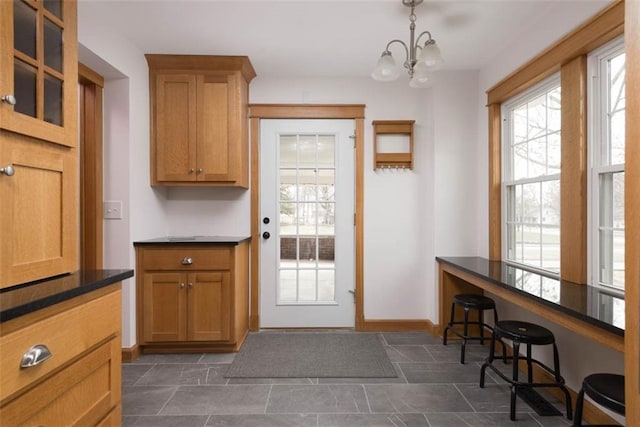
xmin=0 ymin=269 xmax=134 ymax=323
xmin=133 ymin=236 xmax=250 ymax=246
xmin=436 ymin=256 xmax=624 ymax=336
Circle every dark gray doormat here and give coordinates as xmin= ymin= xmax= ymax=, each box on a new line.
xmin=224 ymin=332 xmax=397 ymax=378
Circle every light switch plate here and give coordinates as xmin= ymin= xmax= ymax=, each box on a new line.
xmin=104 ymin=200 xmax=123 ymax=220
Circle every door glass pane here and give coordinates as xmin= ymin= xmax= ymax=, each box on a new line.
xmin=317 ymin=135 xmax=335 ymax=168
xmin=43 ymin=0 xmax=62 ymax=19
xmin=44 ymin=74 xmax=63 ymax=125
xmin=298 ymin=135 xmax=316 ymax=168
xmin=318 ymin=169 xmax=335 ymax=202
xmin=279 ymin=270 xmax=297 ymax=302
xmin=279 ymin=135 xmax=297 ymax=168
xmin=318 ymin=270 xmax=335 ymax=301
xmin=44 ymin=18 xmax=63 ymax=72
xmin=298 ymin=169 xmax=317 ymax=201
xmin=277 ymin=132 xmax=337 ymax=304
xmin=14 ymin=0 xmax=37 ymax=58
xmin=14 ymin=59 xmax=37 ymax=118
xmin=298 ymin=270 xmax=316 ymax=301
xmin=279 ymin=202 xmax=296 ymax=236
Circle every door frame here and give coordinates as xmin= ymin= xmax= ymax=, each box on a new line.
xmin=249 ymin=104 xmax=365 ymax=330
xmin=78 ymin=63 xmax=104 ymax=270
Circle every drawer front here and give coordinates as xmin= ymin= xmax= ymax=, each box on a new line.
xmin=141 ymin=246 xmax=231 ymax=271
xmin=0 ymin=338 xmax=120 ymax=426
xmin=0 ymin=290 xmax=121 ymax=402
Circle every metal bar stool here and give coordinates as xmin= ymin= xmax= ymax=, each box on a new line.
xmin=442 ymin=294 xmax=505 ymax=364
xmin=573 ymin=373 xmax=625 ymax=426
xmin=479 ymin=320 xmax=572 ymax=421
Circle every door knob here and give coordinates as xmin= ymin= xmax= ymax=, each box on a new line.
xmin=262 ymin=231 xmax=271 ymax=239
xmin=0 ymin=165 xmax=15 ymax=176
xmin=1 ymin=95 xmax=16 ymax=105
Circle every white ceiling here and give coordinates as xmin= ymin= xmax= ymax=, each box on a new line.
xmin=78 ymin=0 xmax=611 ymax=78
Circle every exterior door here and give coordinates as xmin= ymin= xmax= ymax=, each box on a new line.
xmin=260 ymin=119 xmax=355 ymax=327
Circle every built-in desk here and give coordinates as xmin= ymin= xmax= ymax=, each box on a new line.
xmin=437 ymin=257 xmax=624 ymax=352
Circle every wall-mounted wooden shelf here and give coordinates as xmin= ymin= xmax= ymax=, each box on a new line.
xmin=372 ymin=120 xmax=415 ymax=170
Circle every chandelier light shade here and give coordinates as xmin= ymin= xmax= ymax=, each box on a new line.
xmin=372 ymin=0 xmax=443 ymax=88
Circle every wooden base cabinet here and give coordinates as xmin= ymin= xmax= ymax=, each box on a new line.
xmin=136 ymin=242 xmax=249 ymax=352
xmin=0 ymin=286 xmax=122 ymax=426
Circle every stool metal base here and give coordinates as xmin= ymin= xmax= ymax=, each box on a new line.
xmin=442 ymin=294 xmax=505 ymax=364
xmin=479 ymin=321 xmax=573 ymax=421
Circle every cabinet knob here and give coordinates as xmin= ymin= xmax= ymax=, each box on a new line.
xmin=1 ymin=94 xmax=16 ymax=105
xmin=180 ymin=282 xmax=185 ymax=288
xmin=0 ymin=165 xmax=15 ymax=176
xmin=181 ymin=257 xmax=193 ymax=265
xmin=188 ymin=282 xmax=193 ymax=288
xmin=196 ymin=168 xmax=203 ymax=174
xmin=20 ymin=344 xmax=52 ymax=369
xmin=189 ymin=168 xmax=195 ymax=173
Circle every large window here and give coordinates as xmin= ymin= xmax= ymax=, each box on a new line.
xmin=502 ymin=75 xmax=561 ymax=275
xmin=589 ymin=37 xmax=626 ymax=291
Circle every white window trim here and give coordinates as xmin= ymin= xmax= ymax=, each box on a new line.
xmin=587 ymin=35 xmax=625 ymax=294
xmin=501 ymin=72 xmax=561 ymax=277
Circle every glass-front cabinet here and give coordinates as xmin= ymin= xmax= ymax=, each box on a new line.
xmin=0 ymin=0 xmax=79 ymax=288
xmin=0 ymin=0 xmax=78 ymax=147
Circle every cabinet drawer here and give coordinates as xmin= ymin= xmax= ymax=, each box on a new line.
xmin=0 ymin=338 xmax=120 ymax=426
xmin=0 ymin=290 xmax=121 ymax=402
xmin=141 ymin=247 xmax=231 ymax=270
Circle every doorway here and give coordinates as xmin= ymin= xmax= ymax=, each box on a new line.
xmin=249 ymin=104 xmax=366 ymax=330
xmin=259 ymin=119 xmax=355 ymax=327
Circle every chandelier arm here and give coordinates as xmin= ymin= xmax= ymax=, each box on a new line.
xmin=385 ymin=39 xmax=410 ymax=65
xmin=415 ymin=30 xmax=434 ymax=47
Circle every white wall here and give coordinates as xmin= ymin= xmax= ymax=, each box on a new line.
xmin=474 ymin=0 xmax=624 ymax=415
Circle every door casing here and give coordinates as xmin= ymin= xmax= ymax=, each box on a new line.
xmin=249 ymin=104 xmax=365 ymax=330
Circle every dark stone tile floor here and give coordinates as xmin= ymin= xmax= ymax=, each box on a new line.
xmin=122 ymin=331 xmax=573 ymax=426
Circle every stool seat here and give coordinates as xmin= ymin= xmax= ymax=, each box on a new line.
xmin=573 ymin=373 xmax=625 ymax=426
xmin=453 ymin=294 xmax=496 ymax=310
xmin=495 ymin=320 xmax=556 ymax=346
xmin=480 ymin=320 xmax=572 ymax=421
xmin=443 ymin=293 xmax=505 ymax=364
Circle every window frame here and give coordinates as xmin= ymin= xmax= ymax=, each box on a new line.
xmin=501 ymin=73 xmax=562 ymax=277
xmin=587 ymin=36 xmax=625 ymax=293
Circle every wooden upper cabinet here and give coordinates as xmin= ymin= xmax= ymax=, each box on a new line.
xmin=0 ymin=0 xmax=78 ymax=148
xmin=0 ymin=0 xmax=79 ymax=288
xmin=146 ymin=54 xmax=255 ymax=187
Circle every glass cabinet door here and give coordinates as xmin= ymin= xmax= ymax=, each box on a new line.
xmin=0 ymin=0 xmax=77 ymax=147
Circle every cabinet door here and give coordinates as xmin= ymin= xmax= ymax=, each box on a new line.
xmin=197 ymin=74 xmax=236 ymax=183
xmin=0 ymin=134 xmax=78 ymax=288
xmin=187 ymin=272 xmax=231 ymax=341
xmin=0 ymin=0 xmax=78 ymax=148
xmin=142 ymin=272 xmax=187 ymax=342
xmin=154 ymin=74 xmax=197 ymax=182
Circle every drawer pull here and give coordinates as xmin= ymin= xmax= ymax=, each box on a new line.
xmin=181 ymin=257 xmax=193 ymax=265
xmin=20 ymin=345 xmax=52 ymax=369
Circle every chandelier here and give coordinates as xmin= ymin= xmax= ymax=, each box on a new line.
xmin=371 ymin=0 xmax=443 ymax=88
